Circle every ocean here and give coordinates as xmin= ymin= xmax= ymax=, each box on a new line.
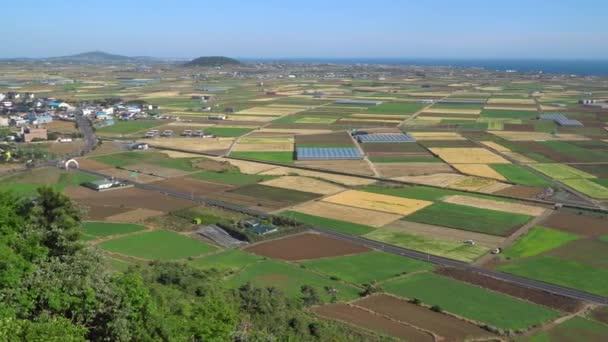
xmin=245 ymin=58 xmax=608 ymax=77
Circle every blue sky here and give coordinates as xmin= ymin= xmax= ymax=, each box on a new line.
xmin=1 ymin=0 xmax=607 ymax=59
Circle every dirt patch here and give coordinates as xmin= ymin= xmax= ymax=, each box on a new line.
xmin=65 ymin=186 xmax=196 ymax=213
xmin=104 ymin=208 xmax=164 ymax=223
xmin=293 ymin=201 xmax=402 ymax=227
xmin=387 ymin=220 xmax=504 ymax=247
xmin=490 ymin=131 xmax=589 ymax=142
xmin=436 ymin=268 xmax=583 ymax=313
xmin=152 ymin=177 xmax=234 ymax=194
xmin=260 ymin=176 xmax=344 ymax=195
xmin=376 ymin=163 xmax=454 ymax=178
xmin=547 ymin=239 xmax=608 ymax=269
xmin=312 ymin=303 xmax=434 ymax=341
xmin=244 ymin=233 xmax=370 ymax=261
xmin=194 ymin=159 xmax=233 ymax=172
xmin=354 ymin=294 xmax=493 ymax=341
xmin=495 ymin=185 xmax=544 ymax=199
xmin=443 ymin=195 xmax=546 ymax=216
xmin=418 ymin=140 xmax=479 ymax=148
xmin=361 ymin=143 xmax=429 ymax=154
xmin=541 ymin=212 xmax=608 ymax=237
xmin=148 ymin=138 xmax=234 ymax=153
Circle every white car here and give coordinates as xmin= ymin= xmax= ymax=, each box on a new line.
xmin=463 ymin=240 xmax=476 ymax=245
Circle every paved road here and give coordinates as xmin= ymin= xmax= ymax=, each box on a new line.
xmin=74 ymin=110 xmax=98 ymax=156
xmin=76 ymin=168 xmax=608 ymax=305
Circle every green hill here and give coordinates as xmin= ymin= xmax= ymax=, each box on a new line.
xmin=183 ymin=56 xmax=241 ymax=67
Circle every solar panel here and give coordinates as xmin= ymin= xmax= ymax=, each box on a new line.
xmin=539 ymin=113 xmax=583 ymax=127
xmin=357 ymin=133 xmax=416 ymax=143
xmin=296 ymin=147 xmax=363 ymax=160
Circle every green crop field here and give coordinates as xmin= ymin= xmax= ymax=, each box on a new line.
xmin=561 ymin=178 xmax=608 ymax=199
xmin=225 ymin=260 xmax=361 ymax=302
xmin=530 ymin=163 xmax=596 ymax=180
xmin=96 ymin=120 xmax=163 ymax=134
xmin=302 ymin=251 xmax=433 ymax=285
xmin=82 ymin=221 xmax=147 ymax=237
xmin=383 ymin=272 xmax=560 ymax=330
xmin=363 ymin=229 xmax=488 ymax=262
xmin=490 ymin=164 xmax=551 ymax=187
xmin=524 ymin=317 xmax=608 ymax=342
xmin=92 ymin=151 xmax=202 ymax=171
xmin=540 ymin=141 xmax=608 ymax=163
xmin=365 ymin=102 xmax=424 ymax=115
xmin=0 ymin=169 xmax=100 ymax=196
xmin=189 ymin=170 xmax=275 ymax=186
xmin=404 ymin=202 xmax=532 ymax=236
xmin=204 ymin=127 xmax=253 ymax=137
xmin=503 ymin=226 xmax=579 ymax=259
xmin=499 ymin=256 xmax=608 ymax=297
xmin=480 ymin=110 xmax=537 ymax=119
xmin=280 ymin=211 xmax=375 ymax=236
xmin=190 ymin=250 xmax=263 ymax=270
xmin=230 ymin=151 xmax=294 ymax=164
xmin=99 ymin=230 xmax=216 ymax=260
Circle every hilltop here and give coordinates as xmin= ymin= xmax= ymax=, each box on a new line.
xmin=183 ymin=56 xmax=241 ymax=67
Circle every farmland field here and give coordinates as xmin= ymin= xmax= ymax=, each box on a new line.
xmin=279 ymin=211 xmax=376 ymax=236
xmin=229 ymin=184 xmax=319 ymax=204
xmin=405 ymin=202 xmax=532 ymax=236
xmin=530 ymin=163 xmax=596 ymax=180
xmin=383 ymin=272 xmax=560 ymax=330
xmin=523 ymin=317 xmax=608 ymax=342
xmin=189 ymin=170 xmax=275 ymax=185
xmin=96 ymin=120 xmax=163 ymax=134
xmin=225 ymin=259 xmax=360 ymax=301
xmin=230 ymin=151 xmax=294 ymax=163
xmin=82 ymin=221 xmax=147 ymax=237
xmin=98 ymin=230 xmax=216 ymax=260
xmin=190 ymin=250 xmax=263 ymax=270
xmin=204 ymin=127 xmax=254 ymax=137
xmin=301 ymin=251 xmax=433 ymax=285
xmin=503 ymin=226 xmax=579 ymax=259
xmin=490 ymin=164 xmax=551 ymax=187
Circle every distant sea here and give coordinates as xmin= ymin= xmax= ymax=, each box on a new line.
xmin=245 ymin=58 xmax=608 ymax=76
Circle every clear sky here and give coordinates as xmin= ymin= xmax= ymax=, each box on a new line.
xmin=1 ymin=0 xmax=607 ymax=59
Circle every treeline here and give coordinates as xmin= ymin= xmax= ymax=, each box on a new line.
xmin=0 ymin=188 xmax=380 ymax=341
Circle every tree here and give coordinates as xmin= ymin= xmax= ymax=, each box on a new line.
xmin=300 ymin=285 xmax=320 ymax=306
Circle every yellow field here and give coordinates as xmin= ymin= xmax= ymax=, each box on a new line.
xmin=443 ymin=195 xmax=546 ymax=216
xmin=448 ymin=176 xmax=498 ymax=191
xmin=430 ymin=147 xmax=511 ymax=164
xmin=259 ymin=167 xmax=375 ymax=186
xmin=483 ymin=105 xmax=538 ymax=111
xmin=490 ymin=131 xmax=590 ymax=141
xmin=424 ymin=108 xmax=481 ymax=115
xmin=293 ymin=201 xmax=401 ymax=227
xmin=392 ymin=173 xmax=465 ymax=188
xmin=487 ymin=98 xmax=536 ymax=105
xmin=261 ymin=176 xmax=343 ymax=195
xmin=475 ymin=86 xmax=503 ymax=91
xmin=322 ymin=190 xmax=433 ymax=215
xmin=479 ymin=141 xmax=511 ymax=152
xmin=408 ymin=132 xmax=466 ymax=140
xmin=478 ymin=182 xmax=513 ymax=194
xmin=539 ymin=105 xmax=565 ymax=111
xmin=502 ymin=152 xmax=537 ymax=164
xmin=451 ymin=164 xmax=507 ymax=181
xmin=160 ymin=151 xmax=204 ymax=159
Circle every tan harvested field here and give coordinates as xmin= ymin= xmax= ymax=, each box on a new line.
xmin=444 ymin=195 xmax=546 ymax=216
xmin=322 ymin=190 xmax=433 ymax=215
xmin=540 ymin=105 xmax=566 ymax=111
xmin=477 ymin=181 xmax=513 ymax=194
xmin=260 ymin=176 xmax=344 ymax=195
xmin=408 ymin=132 xmax=466 ymax=140
xmin=490 ymin=131 xmax=590 ymax=141
xmin=233 ymin=142 xmax=293 ymax=152
xmin=502 ymin=152 xmax=537 ymax=164
xmin=350 ymin=113 xmax=406 ymax=119
xmin=152 ymin=177 xmax=234 ymax=194
xmin=104 ymin=208 xmax=164 ymax=223
xmin=127 ymin=163 xmax=193 ymax=178
xmin=354 ymin=295 xmax=494 ymax=341
xmin=221 ymin=158 xmax=279 ymax=174
xmin=487 ymin=98 xmax=536 ymax=105
xmin=244 ymin=233 xmax=370 ymax=261
xmin=424 ymin=108 xmax=481 ymax=115
xmin=160 ymin=151 xmax=203 ymax=158
xmin=452 ymin=163 xmax=507 ymax=180
xmin=295 ymin=160 xmax=375 ymax=176
xmin=484 ymin=105 xmax=538 ymax=111
xmin=259 ymin=166 xmax=375 ymax=186
xmin=475 ymin=86 xmax=503 ymax=91
xmin=387 ymin=220 xmax=504 ymax=246
xmin=147 ymin=137 xmax=234 ymax=152
xmin=65 ymin=186 xmax=196 ymax=213
xmin=393 ymin=173 xmax=466 ymax=187
xmin=376 ymin=162 xmax=454 ymax=178
xmin=430 ymin=147 xmax=511 ymax=164
xmin=292 ymin=201 xmax=401 ymax=227
xmin=479 ymin=141 xmax=511 ymax=152
xmin=448 ymin=176 xmax=498 ymax=191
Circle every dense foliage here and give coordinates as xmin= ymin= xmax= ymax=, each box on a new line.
xmin=0 ymin=187 xmax=375 ymax=341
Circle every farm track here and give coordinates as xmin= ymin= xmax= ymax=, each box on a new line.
xmin=76 ymin=167 xmax=608 ymax=305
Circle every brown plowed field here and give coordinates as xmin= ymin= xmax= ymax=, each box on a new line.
xmin=82 ymin=205 xmax=132 ymax=220
xmin=503 ymin=124 xmax=535 ymax=132
xmin=354 ymin=294 xmax=493 ymax=341
xmin=495 ymin=185 xmax=544 ymax=199
xmin=570 ymin=164 xmax=608 ymax=178
xmin=516 ymin=142 xmax=578 ymax=163
xmin=375 ymin=162 xmax=454 ymax=178
xmin=590 ymin=306 xmax=608 ymax=325
xmin=436 ymin=268 xmax=583 ymax=313
xmin=312 ymin=303 xmax=434 ymax=341
xmin=244 ymin=233 xmax=370 ymax=261
xmin=152 ymin=177 xmax=234 ymax=195
xmin=65 ymin=186 xmax=196 ymax=213
xmin=541 ymin=212 xmax=608 ymax=237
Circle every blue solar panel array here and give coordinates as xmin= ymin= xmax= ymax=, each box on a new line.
xmin=539 ymin=113 xmax=583 ymax=127
xmin=357 ymin=133 xmax=416 ymax=143
xmin=296 ymin=147 xmax=363 ymax=160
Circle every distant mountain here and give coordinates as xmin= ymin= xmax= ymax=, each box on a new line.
xmin=183 ymin=56 xmax=241 ymax=67
xmin=0 ymin=51 xmax=167 ymax=64
xmin=49 ymin=51 xmax=134 ymax=62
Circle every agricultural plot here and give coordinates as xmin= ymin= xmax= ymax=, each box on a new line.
xmin=322 ymin=190 xmax=433 ymax=215
xmin=503 ymin=226 xmax=580 ymax=259
xmin=430 ymin=147 xmax=510 ymax=164
xmin=225 ymin=259 xmax=360 ymax=302
xmin=451 ymin=163 xmax=507 ymax=180
xmin=99 ymin=230 xmax=216 ymax=260
xmin=442 ymin=195 xmax=545 ymax=216
xmin=260 ymin=176 xmax=344 ymax=195
xmin=383 ymin=272 xmax=560 ymax=330
xmin=0 ymin=168 xmax=100 ymax=196
xmin=405 ymin=202 xmax=532 ymax=236
xmin=82 ymin=221 xmax=147 ymax=237
xmin=203 ymin=127 xmax=254 ymax=137
xmin=490 ymin=164 xmax=551 ymax=187
xmin=91 ymin=151 xmax=203 ymax=171
xmin=96 ymin=120 xmax=163 ymax=135
xmin=244 ymin=233 xmax=370 ymax=261
xmin=279 ymin=211 xmax=376 ymax=236
xmin=229 ymin=184 xmax=319 ymax=204
xmin=302 ymin=251 xmax=433 ymax=285
xmin=190 ymin=250 xmax=263 ymax=271
xmin=523 ymin=317 xmax=608 ymax=342
xmin=230 ymin=151 xmax=294 ymax=164
xmin=480 ymin=109 xmax=538 ymax=119
xmin=291 ymin=200 xmax=401 ymax=227
xmin=189 ymin=170 xmax=275 ymax=186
